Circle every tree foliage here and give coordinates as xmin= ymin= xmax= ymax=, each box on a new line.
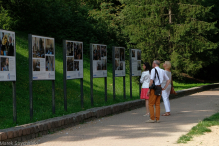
xmin=120 ymin=0 xmax=218 ymax=76
xmin=0 ymin=0 xmax=219 ymax=79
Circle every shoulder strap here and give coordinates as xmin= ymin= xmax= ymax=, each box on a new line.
xmin=155 ymin=68 xmax=160 ymax=84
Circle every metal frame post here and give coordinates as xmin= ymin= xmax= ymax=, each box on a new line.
xmin=81 ymin=78 xmax=84 ymax=108
xmin=28 ymin=34 xmax=33 ymax=120
xmin=52 ymin=80 xmax=55 ymax=114
xmin=104 ymin=77 xmax=107 ymax=102
xmin=12 ymin=81 xmax=16 ymax=123
xmin=90 ymin=43 xmax=94 ymax=106
xmin=123 ymin=76 xmax=126 ymax=99
xmin=63 ymin=40 xmax=67 ymax=111
xmin=112 ymin=46 xmax=115 ymax=100
xmin=129 ymin=48 xmax=132 ymax=99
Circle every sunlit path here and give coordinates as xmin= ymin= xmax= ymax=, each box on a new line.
xmin=27 ymin=88 xmax=219 ymax=146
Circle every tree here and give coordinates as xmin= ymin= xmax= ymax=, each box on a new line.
xmin=120 ymin=0 xmax=218 ymax=76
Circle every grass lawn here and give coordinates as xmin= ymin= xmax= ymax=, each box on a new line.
xmin=177 ymin=112 xmax=219 ymax=143
xmin=0 ymin=31 xmax=211 ymax=129
xmin=173 ymin=82 xmax=210 ymax=91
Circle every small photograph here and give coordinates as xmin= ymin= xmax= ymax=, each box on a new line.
xmin=115 ymin=48 xmax=120 ymax=58
xmin=74 ymin=42 xmax=78 ymax=59
xmin=93 ymin=45 xmax=97 ymax=60
xmin=46 ymin=56 xmax=54 ymax=71
xmin=96 ymin=45 xmax=101 ymax=60
xmin=120 ymin=62 xmax=123 ymax=70
xmin=74 ymin=42 xmax=82 ymax=60
xmin=1 ymin=57 xmax=9 ymax=71
xmin=0 ymin=32 xmax=15 ymax=56
xmin=74 ymin=61 xmax=79 ymax=71
xmin=33 ymin=59 xmax=40 ymax=71
xmin=120 ymin=48 xmax=125 ymax=61
xmin=137 ymin=50 xmax=141 ymax=60
xmin=66 ymin=42 xmax=73 ymax=56
xmin=115 ymin=59 xmax=120 ymax=70
xmin=97 ymin=61 xmax=102 ymax=70
xmin=102 ymin=58 xmax=107 ymax=70
xmin=77 ymin=43 xmax=83 ymax=59
xmin=101 ymin=46 xmax=107 ymax=57
xmin=33 ymin=37 xmax=45 ymax=58
xmin=132 ymin=50 xmax=135 ymax=57
xmin=137 ymin=61 xmax=141 ymax=70
xmin=67 ymin=57 xmax=74 ymax=71
xmin=45 ymin=39 xmax=54 ymax=55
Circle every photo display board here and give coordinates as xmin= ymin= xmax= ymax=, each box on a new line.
xmin=114 ymin=47 xmax=125 ymax=77
xmin=32 ymin=35 xmax=55 ymax=80
xmin=131 ymin=49 xmax=141 ymax=76
xmin=65 ymin=40 xmax=83 ymax=79
xmin=92 ymin=44 xmax=107 ymax=78
xmin=0 ymin=29 xmax=16 ymax=81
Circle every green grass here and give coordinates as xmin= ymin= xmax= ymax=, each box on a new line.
xmin=173 ymin=82 xmax=210 ymax=91
xmin=0 ymin=31 xmax=211 ymax=129
xmin=177 ymin=112 xmax=219 ymax=143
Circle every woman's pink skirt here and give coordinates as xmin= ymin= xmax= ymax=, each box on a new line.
xmin=140 ymin=88 xmax=149 ymax=99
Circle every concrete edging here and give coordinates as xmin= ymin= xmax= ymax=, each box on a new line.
xmin=1 ymin=83 xmax=219 ymax=143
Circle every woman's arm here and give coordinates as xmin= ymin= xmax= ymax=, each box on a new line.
xmin=140 ymin=72 xmax=145 ymax=83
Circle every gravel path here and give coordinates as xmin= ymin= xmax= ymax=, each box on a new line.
xmin=26 ymin=88 xmax=219 ymax=146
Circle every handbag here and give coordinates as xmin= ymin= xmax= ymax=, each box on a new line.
xmin=170 ymin=87 xmax=176 ymax=95
xmin=149 ymin=68 xmax=162 ymax=96
xmin=170 ymin=77 xmax=177 ymax=95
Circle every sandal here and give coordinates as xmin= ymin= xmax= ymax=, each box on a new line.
xmin=162 ymin=113 xmax=170 ymax=116
xmin=143 ymin=113 xmax=150 ymax=117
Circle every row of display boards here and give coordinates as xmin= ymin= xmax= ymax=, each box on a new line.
xmin=0 ymin=29 xmax=142 ymax=122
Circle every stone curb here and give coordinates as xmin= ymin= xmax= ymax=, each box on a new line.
xmin=0 ymin=83 xmax=219 ymax=143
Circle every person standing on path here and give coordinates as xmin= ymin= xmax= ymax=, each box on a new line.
xmin=140 ymin=62 xmax=151 ymax=116
xmin=146 ymin=60 xmax=170 ymax=123
xmin=161 ymin=61 xmax=172 ymax=116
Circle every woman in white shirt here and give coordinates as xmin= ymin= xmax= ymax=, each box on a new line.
xmin=140 ymin=62 xmax=151 ymax=116
xmin=161 ymin=61 xmax=172 ymax=116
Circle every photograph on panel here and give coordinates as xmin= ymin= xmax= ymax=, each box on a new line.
xmin=33 ymin=37 xmax=45 ymax=58
xmin=120 ymin=48 xmax=125 ymax=61
xmin=115 ymin=47 xmax=120 ymax=58
xmin=96 ymin=45 xmax=101 ymax=60
xmin=0 ymin=32 xmax=15 ymax=56
xmin=93 ymin=45 xmax=97 ymax=60
xmin=67 ymin=57 xmax=74 ymax=71
xmin=46 ymin=56 xmax=54 ymax=71
xmin=74 ymin=61 xmax=79 ymax=71
xmin=101 ymin=46 xmax=107 ymax=57
xmin=137 ymin=61 xmax=141 ymax=70
xmin=74 ymin=42 xmax=82 ymax=60
xmin=115 ymin=58 xmax=120 ymax=70
xmin=120 ymin=62 xmax=124 ymax=70
xmin=132 ymin=50 xmax=135 ymax=57
xmin=32 ymin=37 xmax=38 ymax=57
xmin=137 ymin=50 xmax=141 ymax=60
xmin=33 ymin=59 xmax=40 ymax=71
xmin=102 ymin=58 xmax=107 ymax=70
xmin=77 ymin=43 xmax=83 ymax=59
xmin=97 ymin=61 xmax=102 ymax=70
xmin=1 ymin=57 xmax=9 ymax=71
xmin=66 ymin=42 xmax=73 ymax=56
xmin=45 ymin=39 xmax=54 ymax=55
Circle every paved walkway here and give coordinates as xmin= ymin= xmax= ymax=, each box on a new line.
xmin=28 ymin=88 xmax=219 ymax=146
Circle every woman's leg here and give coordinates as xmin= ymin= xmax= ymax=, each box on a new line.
xmin=146 ymin=99 xmax=149 ymax=114
xmin=162 ymin=90 xmax=170 ymax=113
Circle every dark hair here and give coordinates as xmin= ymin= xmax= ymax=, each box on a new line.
xmin=143 ymin=62 xmax=151 ymax=74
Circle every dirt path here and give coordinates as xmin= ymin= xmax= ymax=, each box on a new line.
xmin=26 ymin=88 xmax=219 ymax=146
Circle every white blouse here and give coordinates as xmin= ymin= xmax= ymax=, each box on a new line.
xmin=140 ymin=71 xmax=150 ymax=88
